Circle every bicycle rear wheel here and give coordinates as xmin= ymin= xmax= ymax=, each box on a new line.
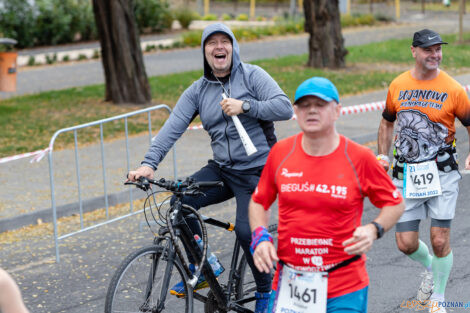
xmin=105 ymin=244 xmax=193 ymax=313
xmin=235 ymin=224 xmax=278 ymax=304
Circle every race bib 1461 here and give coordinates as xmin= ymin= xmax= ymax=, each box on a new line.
xmin=274 ymin=264 xmax=328 ymax=313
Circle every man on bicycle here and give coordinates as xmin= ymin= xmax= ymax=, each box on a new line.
xmin=249 ymin=77 xmax=404 ymax=312
xmin=128 ymin=23 xmax=293 ymax=312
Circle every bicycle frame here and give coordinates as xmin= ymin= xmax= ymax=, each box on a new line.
xmin=158 ymin=195 xmax=255 ymax=313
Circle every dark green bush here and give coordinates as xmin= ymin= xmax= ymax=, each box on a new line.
xmin=71 ymin=0 xmax=98 ymax=41
xmin=0 ymin=0 xmax=36 ymax=48
xmin=35 ymin=0 xmax=74 ymax=45
xmin=45 ymin=53 xmax=58 ymax=64
xmin=33 ymin=0 xmax=97 ymax=45
xmin=134 ymin=0 xmax=173 ymax=33
xmin=174 ymin=8 xmax=197 ymax=29
xmin=161 ymin=9 xmax=175 ymax=30
xmin=0 ymin=0 xmax=172 ymax=49
xmin=27 ymin=56 xmax=35 ymax=66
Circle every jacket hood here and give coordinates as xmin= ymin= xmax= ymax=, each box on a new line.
xmin=201 ymin=23 xmax=241 ymax=79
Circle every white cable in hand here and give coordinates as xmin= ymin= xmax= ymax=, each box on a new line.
xmin=222 ymin=93 xmax=257 ymax=156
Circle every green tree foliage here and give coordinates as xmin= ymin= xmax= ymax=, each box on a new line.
xmin=0 ymin=0 xmax=172 ymax=48
xmin=0 ymin=0 xmax=36 ymax=48
xmin=134 ymin=0 xmax=174 ymax=33
xmin=35 ymin=0 xmax=74 ymax=45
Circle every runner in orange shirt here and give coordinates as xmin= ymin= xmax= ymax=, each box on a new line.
xmin=377 ymin=29 xmax=470 ymax=313
xmin=249 ymin=77 xmax=404 ymax=312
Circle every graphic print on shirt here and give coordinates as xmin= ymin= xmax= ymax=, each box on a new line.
xmin=397 ymin=88 xmax=448 ymax=110
xmin=290 ymin=237 xmax=334 ymax=269
xmin=395 ymin=110 xmax=447 ymax=162
xmin=278 ymin=168 xmax=348 ymax=199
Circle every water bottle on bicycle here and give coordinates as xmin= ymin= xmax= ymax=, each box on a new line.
xmin=170 ymin=235 xmax=225 ymax=296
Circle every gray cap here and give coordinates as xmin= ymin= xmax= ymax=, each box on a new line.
xmin=412 ymin=29 xmax=447 ymax=48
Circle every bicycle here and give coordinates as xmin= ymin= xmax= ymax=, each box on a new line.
xmin=105 ymin=176 xmax=277 ymax=313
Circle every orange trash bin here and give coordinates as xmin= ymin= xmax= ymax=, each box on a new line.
xmin=0 ymin=51 xmax=18 ymax=92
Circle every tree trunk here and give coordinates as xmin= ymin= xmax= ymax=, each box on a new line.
xmin=92 ymin=0 xmax=151 ymax=104
xmin=303 ymin=0 xmax=347 ymax=68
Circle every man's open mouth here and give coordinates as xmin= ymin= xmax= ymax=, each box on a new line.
xmin=215 ymin=53 xmax=226 ymax=60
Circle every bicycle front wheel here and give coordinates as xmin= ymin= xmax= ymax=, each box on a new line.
xmin=105 ymin=244 xmax=193 ymax=313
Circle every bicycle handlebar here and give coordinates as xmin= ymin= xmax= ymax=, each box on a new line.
xmin=125 ymin=176 xmax=224 ymax=192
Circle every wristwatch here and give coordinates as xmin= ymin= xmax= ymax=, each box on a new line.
xmin=370 ymin=221 xmax=384 ymax=239
xmin=242 ymin=100 xmax=251 ymax=113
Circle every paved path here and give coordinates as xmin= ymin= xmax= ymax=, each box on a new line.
xmin=2 ymin=130 xmax=469 ymax=313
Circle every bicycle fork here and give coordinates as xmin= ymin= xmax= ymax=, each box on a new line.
xmin=140 ymin=240 xmax=177 ymax=313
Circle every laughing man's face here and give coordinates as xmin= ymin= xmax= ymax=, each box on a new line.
xmin=204 ymin=33 xmax=233 ymax=77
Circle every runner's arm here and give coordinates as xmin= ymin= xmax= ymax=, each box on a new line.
xmin=377 ymin=118 xmax=395 ymax=170
xmin=249 ymin=199 xmax=270 ymax=230
xmin=0 ymin=268 xmax=29 ymax=313
xmin=249 ymin=199 xmax=278 ymax=273
xmin=343 ymin=202 xmax=404 ymax=255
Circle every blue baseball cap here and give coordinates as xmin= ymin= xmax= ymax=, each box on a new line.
xmin=294 ymin=77 xmax=340 ymax=104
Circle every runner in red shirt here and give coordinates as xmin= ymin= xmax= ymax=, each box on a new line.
xmin=249 ymin=77 xmax=405 ymax=313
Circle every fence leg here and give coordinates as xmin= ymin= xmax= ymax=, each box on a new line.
xmin=49 ymin=152 xmax=61 ymax=263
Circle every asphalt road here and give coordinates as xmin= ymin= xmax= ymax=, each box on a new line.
xmin=3 ymin=131 xmax=469 ymax=313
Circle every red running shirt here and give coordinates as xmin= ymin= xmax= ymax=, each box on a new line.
xmin=252 ymin=134 xmax=402 ymax=298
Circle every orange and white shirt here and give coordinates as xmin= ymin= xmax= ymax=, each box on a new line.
xmin=252 ymin=134 xmax=402 ymax=298
xmin=383 ymin=70 xmax=470 ymax=162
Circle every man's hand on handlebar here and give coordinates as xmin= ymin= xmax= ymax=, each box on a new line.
xmin=127 ymin=165 xmax=154 ymax=182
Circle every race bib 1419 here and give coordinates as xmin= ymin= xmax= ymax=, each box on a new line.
xmin=403 ymin=161 xmax=442 ymax=199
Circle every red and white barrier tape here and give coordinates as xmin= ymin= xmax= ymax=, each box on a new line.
xmin=0 ymin=147 xmax=50 ymax=164
xmin=2 ymin=84 xmax=469 ymax=165
xmin=340 ymin=100 xmax=385 ymax=115
xmin=186 ymin=124 xmax=204 ymax=130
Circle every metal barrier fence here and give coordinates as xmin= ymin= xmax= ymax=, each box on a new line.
xmin=47 ymin=104 xmax=176 ymax=262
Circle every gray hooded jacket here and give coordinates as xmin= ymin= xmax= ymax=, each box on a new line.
xmin=142 ymin=23 xmax=293 ymax=170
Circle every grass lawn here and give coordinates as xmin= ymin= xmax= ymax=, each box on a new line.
xmin=1 ymin=32 xmax=470 ymax=158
